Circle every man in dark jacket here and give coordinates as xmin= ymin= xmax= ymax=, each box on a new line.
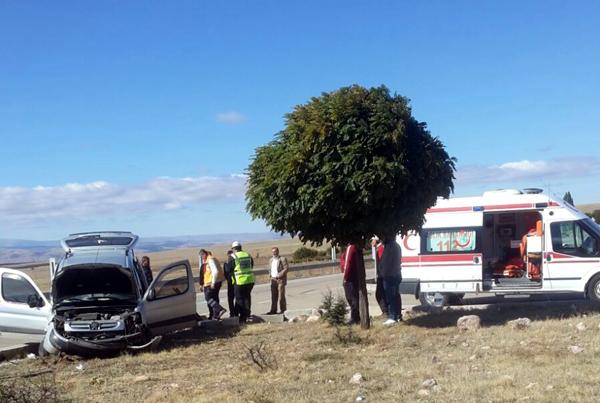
xmin=372 ymin=236 xmax=387 ymax=316
xmin=222 ymin=249 xmax=237 ymax=317
xmin=340 ymin=244 xmax=360 ymax=325
xmin=141 ymin=256 xmax=153 ymax=287
xmin=379 ymin=237 xmax=402 ymax=325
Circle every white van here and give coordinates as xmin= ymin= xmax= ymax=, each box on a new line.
xmin=399 ymin=189 xmax=600 ymax=307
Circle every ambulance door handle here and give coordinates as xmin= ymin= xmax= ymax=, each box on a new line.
xmin=473 ymin=256 xmax=481 ymax=264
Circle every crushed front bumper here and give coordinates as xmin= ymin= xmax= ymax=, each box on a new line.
xmin=45 ymin=323 xmax=144 ymax=357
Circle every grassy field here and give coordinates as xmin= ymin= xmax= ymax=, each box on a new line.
xmin=4 ymin=300 xmax=600 ymax=402
xmin=13 ymin=238 xmax=332 ymax=293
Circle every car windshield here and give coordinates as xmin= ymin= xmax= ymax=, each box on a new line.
xmin=53 ymin=264 xmax=137 ymax=304
xmin=583 ymin=218 xmax=600 ymax=237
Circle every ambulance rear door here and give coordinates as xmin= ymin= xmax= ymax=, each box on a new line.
xmin=417 ymin=211 xmax=483 ymax=293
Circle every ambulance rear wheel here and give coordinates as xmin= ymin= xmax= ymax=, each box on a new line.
xmin=587 ymin=274 xmax=600 ymax=302
xmin=419 ymin=292 xmax=448 ymax=308
xmin=447 ymin=293 xmax=465 ymax=305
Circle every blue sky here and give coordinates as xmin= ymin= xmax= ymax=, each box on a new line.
xmin=1 ymin=1 xmax=599 ymax=240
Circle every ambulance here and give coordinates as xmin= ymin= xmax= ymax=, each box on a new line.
xmin=399 ymin=189 xmax=600 ymax=307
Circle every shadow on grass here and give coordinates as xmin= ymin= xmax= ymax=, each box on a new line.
xmin=158 ymin=324 xmax=241 ymax=351
xmin=407 ymin=300 xmax=600 ymax=329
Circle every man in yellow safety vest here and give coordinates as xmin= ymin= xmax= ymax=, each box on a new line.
xmin=227 ymin=241 xmax=255 ymax=323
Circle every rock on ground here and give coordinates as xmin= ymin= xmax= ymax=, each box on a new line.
xmin=457 ymin=315 xmax=480 ymax=331
xmin=568 ymin=345 xmax=583 ymax=354
xmin=509 ymin=317 xmax=531 ymax=330
xmin=349 ymin=373 xmax=364 ymax=385
xmin=306 ymin=314 xmax=320 ymax=323
xmin=576 ymin=322 xmax=586 ymax=332
xmin=291 ymin=315 xmax=309 ymax=323
xmin=422 ymin=378 xmax=437 ymax=388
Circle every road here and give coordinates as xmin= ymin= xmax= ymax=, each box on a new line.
xmin=195 ymin=268 xmax=419 ymax=317
xmin=0 ymin=332 xmax=42 ymax=350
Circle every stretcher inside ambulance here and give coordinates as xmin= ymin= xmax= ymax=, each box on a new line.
xmin=399 ymin=189 xmax=600 ymax=307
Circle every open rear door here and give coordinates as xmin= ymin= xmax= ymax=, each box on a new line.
xmin=140 ymin=260 xmax=197 ymax=336
xmin=417 ymin=212 xmax=483 ymax=293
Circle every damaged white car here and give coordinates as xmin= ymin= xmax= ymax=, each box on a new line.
xmin=0 ymin=232 xmax=198 ymax=356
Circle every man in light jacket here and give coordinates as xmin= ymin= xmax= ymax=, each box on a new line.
xmin=379 ymin=238 xmax=402 ymax=326
xmin=266 ymin=247 xmax=289 ymax=314
xmin=199 ymin=249 xmax=226 ymax=320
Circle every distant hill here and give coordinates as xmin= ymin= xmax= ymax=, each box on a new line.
xmin=0 ymin=232 xmax=286 ymax=264
xmin=578 ymin=203 xmax=600 ymax=214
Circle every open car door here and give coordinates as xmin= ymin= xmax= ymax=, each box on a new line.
xmin=140 ymin=260 xmax=197 ymax=336
xmin=0 ymin=268 xmax=51 ymax=334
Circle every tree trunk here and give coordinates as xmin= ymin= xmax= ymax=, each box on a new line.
xmin=356 ymin=248 xmax=370 ymax=329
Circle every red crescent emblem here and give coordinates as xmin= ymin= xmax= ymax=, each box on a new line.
xmin=403 ymin=235 xmax=416 ymax=251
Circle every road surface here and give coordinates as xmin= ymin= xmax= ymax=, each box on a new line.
xmin=195 ymin=268 xmax=417 ymax=317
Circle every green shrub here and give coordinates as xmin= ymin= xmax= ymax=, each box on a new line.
xmin=292 ymin=247 xmax=322 ymax=262
xmin=319 ymin=290 xmax=348 ymax=326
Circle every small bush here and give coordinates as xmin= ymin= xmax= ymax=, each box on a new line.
xmin=244 ymin=340 xmax=278 ymax=372
xmin=292 ymin=247 xmax=320 ymax=262
xmin=333 ymin=326 xmax=367 ymax=346
xmin=320 ymin=290 xmax=348 ymax=326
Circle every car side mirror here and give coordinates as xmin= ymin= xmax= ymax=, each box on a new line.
xmin=27 ymin=295 xmax=43 ymax=308
xmin=147 ymin=288 xmax=156 ymax=301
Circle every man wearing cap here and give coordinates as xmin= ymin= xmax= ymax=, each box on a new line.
xmin=227 ymin=241 xmax=255 ymax=323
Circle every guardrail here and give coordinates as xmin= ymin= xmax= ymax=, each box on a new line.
xmin=192 ymin=261 xmax=340 ymax=283
xmin=1 ymin=262 xmax=49 ymax=270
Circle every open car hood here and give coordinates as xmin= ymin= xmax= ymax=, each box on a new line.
xmin=53 ymin=264 xmax=138 ymax=307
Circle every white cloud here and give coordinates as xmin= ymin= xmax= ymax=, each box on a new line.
xmin=0 ymin=175 xmax=247 ymax=225
xmin=216 ymin=111 xmax=246 ymax=124
xmin=457 ymin=157 xmax=600 ymax=185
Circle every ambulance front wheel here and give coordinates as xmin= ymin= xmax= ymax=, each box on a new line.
xmin=587 ymin=274 xmax=600 ymax=302
xmin=419 ymin=292 xmax=448 ymax=308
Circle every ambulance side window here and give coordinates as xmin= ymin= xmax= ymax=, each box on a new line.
xmin=551 ymin=221 xmax=599 ymax=257
xmin=421 ymin=228 xmax=480 ymax=254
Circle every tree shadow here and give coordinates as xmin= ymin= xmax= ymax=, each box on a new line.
xmin=406 ymin=300 xmax=600 ymax=329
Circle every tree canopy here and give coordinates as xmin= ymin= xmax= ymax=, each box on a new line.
xmin=246 ymin=85 xmax=456 ymax=246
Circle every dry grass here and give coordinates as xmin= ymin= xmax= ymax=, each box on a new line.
xmin=6 ymin=300 xmax=600 ymax=402
xmin=15 ymin=238 xmax=332 ymax=293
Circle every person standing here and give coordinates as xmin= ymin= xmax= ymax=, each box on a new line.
xmin=379 ymin=237 xmax=402 ymax=326
xmin=222 ymin=249 xmax=237 ymax=317
xmin=371 ymin=236 xmax=387 ymax=317
xmin=340 ymin=244 xmax=360 ymax=325
xmin=141 ymin=256 xmax=153 ymax=286
xmin=227 ymin=241 xmax=255 ymax=323
xmin=199 ymin=249 xmax=226 ymax=320
xmin=266 ymin=247 xmax=289 ymax=314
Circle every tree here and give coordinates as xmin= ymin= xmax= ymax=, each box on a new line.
xmin=246 ymin=85 xmax=456 ymax=329
xmin=563 ymin=191 xmax=574 ymax=205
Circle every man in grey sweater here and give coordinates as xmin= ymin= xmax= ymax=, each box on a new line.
xmin=379 ymin=237 xmax=402 ymax=325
